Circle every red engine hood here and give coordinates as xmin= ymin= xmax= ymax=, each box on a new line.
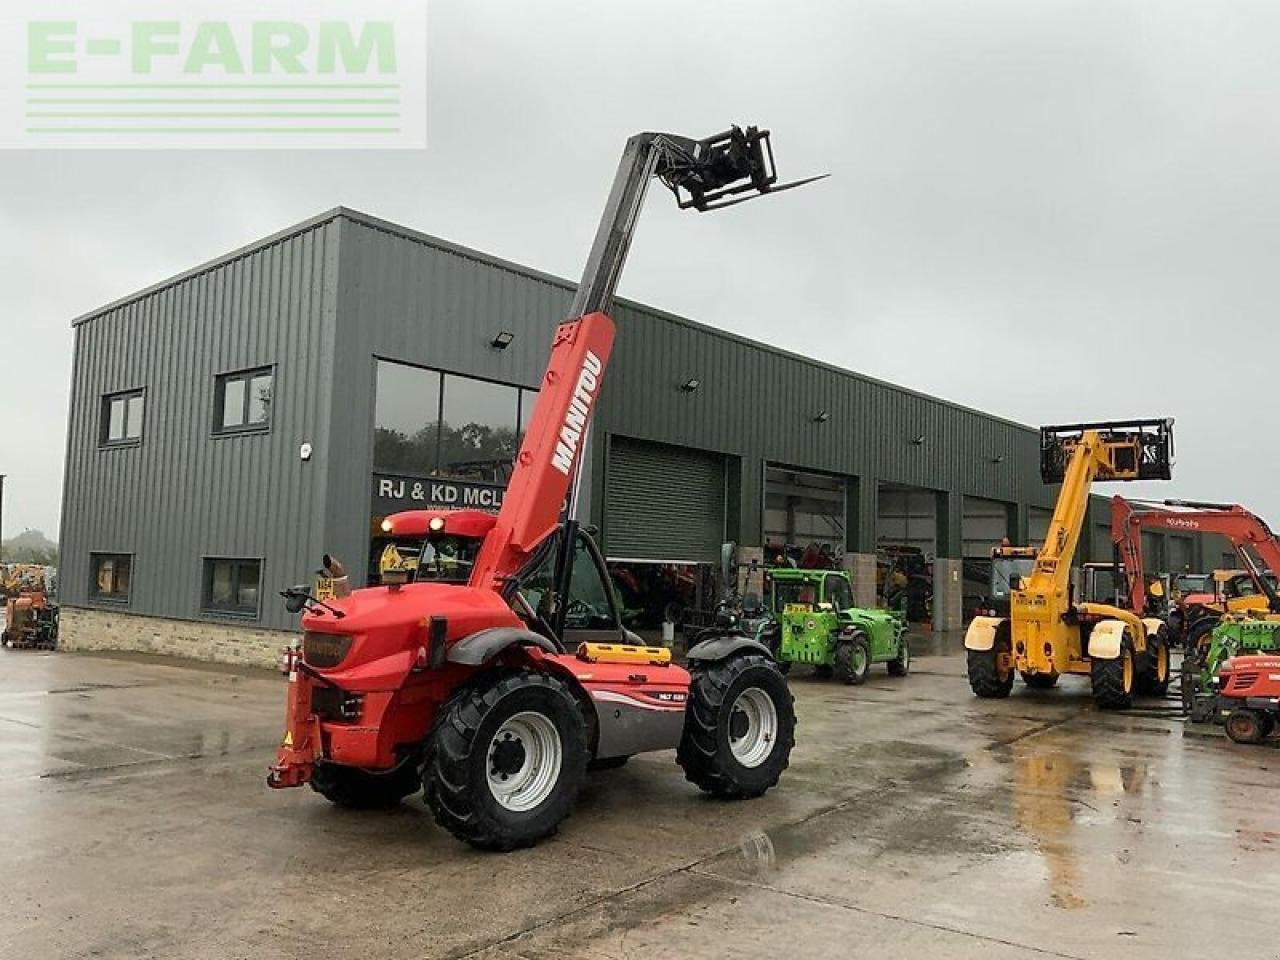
xmin=300 ymin=581 xmax=523 ymax=688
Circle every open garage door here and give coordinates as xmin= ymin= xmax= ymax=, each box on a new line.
xmin=878 ymin=485 xmax=936 ymax=558
xmin=877 ymin=484 xmax=936 ymax=622
xmin=764 ymin=466 xmax=846 ymax=559
xmin=604 ymin=437 xmax=726 ymax=562
xmin=962 ymin=496 xmax=1009 ymax=558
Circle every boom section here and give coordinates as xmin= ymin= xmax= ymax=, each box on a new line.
xmin=468 ymin=313 xmax=615 ymax=592
xmin=1026 ymin=419 xmax=1174 ymax=599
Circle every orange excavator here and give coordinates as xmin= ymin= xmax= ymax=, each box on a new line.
xmin=1110 ymin=497 xmax=1280 ymax=655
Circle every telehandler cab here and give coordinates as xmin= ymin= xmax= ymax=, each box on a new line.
xmin=268 ymin=126 xmax=820 ymax=850
xmin=965 ymin=420 xmax=1174 ymax=709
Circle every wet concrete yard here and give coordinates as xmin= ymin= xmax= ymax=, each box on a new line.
xmin=1 ymin=638 xmax=1276 ymax=959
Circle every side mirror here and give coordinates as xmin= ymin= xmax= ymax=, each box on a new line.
xmin=1009 ymin=574 xmax=1023 ymax=591
xmin=281 ymin=586 xmax=310 ymax=614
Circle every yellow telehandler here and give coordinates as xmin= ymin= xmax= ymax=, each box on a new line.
xmin=965 ymin=420 xmax=1174 ymax=709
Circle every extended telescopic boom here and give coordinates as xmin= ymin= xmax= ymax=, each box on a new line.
xmin=467 ymin=126 xmax=823 ymax=595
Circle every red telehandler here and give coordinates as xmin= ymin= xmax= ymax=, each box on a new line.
xmin=268 ymin=126 xmax=822 ymax=850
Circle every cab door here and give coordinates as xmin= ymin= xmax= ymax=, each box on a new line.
xmin=563 ymin=531 xmax=631 ymax=647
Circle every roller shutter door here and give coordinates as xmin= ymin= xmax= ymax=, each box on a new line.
xmin=604 ymin=437 xmax=726 ymax=562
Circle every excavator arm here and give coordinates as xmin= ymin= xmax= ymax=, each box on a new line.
xmin=1111 ymin=497 xmax=1280 ymax=614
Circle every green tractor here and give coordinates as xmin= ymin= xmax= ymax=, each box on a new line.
xmin=1183 ymin=613 xmax=1280 ymax=721
xmin=758 ymin=568 xmax=909 ymax=683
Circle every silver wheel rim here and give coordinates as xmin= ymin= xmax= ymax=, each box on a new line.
xmin=486 ymin=711 xmax=563 ymax=812
xmin=729 ymin=687 xmax=778 ymax=768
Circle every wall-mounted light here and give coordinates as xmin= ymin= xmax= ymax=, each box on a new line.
xmin=490 ymin=331 xmax=515 ymax=350
xmin=681 ymin=378 xmax=702 ymax=392
xmin=989 ymin=454 xmax=1006 ymax=464
xmin=812 ymin=410 xmax=830 ymax=423
xmin=910 ymin=433 xmax=926 ymax=445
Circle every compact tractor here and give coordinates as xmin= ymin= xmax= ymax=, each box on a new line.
xmin=965 ymin=420 xmax=1175 ymax=709
xmin=758 ymin=568 xmax=908 ymax=683
xmin=268 ymin=126 xmax=821 ymax=850
xmin=1214 ymin=654 xmax=1280 ymax=745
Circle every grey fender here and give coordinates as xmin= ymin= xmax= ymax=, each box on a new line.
xmin=685 ymin=633 xmax=773 ymax=663
xmin=447 ymin=627 xmax=559 ymax=666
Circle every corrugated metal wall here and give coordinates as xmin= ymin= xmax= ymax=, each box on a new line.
xmin=61 ymin=219 xmax=340 ymax=630
xmin=64 ymin=208 xmax=1208 ymax=636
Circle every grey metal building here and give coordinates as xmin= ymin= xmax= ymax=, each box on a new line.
xmin=58 ymin=208 xmax=1217 ymax=665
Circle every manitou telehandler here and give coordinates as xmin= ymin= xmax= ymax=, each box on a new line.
xmin=268 ymin=126 xmax=821 ymax=850
xmin=965 ymin=420 xmax=1174 ymax=709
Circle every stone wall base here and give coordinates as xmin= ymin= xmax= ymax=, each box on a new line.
xmin=932 ymin=558 xmax=964 ymax=633
xmin=59 ymin=606 xmax=292 ymax=670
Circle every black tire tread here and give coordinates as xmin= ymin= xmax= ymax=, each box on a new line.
xmin=424 ymin=669 xmax=587 ymax=851
xmin=968 ymin=648 xmax=1013 ymax=698
xmin=676 ymin=653 xmax=795 ymax=799
xmin=1091 ymin=641 xmax=1134 ymax=710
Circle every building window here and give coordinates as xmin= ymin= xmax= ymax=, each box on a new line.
xmin=372 ymin=360 xmax=537 ymax=484
xmin=90 ymin=553 xmax=132 ymax=602
xmin=215 ymin=367 xmax=273 ymax=434
xmin=100 ymin=389 xmax=145 ymax=445
xmin=202 ymin=558 xmax=262 ymax=617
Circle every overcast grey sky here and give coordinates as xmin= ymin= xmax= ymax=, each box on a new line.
xmin=3 ymin=0 xmax=1278 ymax=538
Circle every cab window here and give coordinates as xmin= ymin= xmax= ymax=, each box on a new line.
xmin=566 ymin=536 xmax=618 ymax=630
xmin=824 ymin=574 xmax=853 ymax=610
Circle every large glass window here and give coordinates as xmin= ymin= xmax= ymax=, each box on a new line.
xmin=440 ymin=375 xmax=520 ymax=483
xmin=100 ymin=390 xmax=144 ymax=445
xmin=373 ymin=360 xmax=536 ymax=483
xmin=202 ymin=558 xmax=261 ymax=617
xmin=215 ymin=366 xmax=273 ymax=434
xmin=90 ymin=553 xmax=132 ymax=602
xmin=374 ymin=361 xmax=441 ymax=474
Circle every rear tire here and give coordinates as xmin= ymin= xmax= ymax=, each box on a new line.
xmin=309 ymin=760 xmax=421 ymax=810
xmin=1186 ymin=617 xmax=1218 ymax=660
xmin=1091 ymin=637 xmax=1135 ymax=710
xmin=1224 ymin=708 xmax=1267 ymax=745
xmin=1020 ymin=671 xmax=1059 ymax=689
xmin=677 ymin=654 xmax=795 ymax=799
xmin=424 ymin=670 xmax=588 ymax=851
xmin=1136 ymin=627 xmax=1172 ymax=696
xmin=887 ymin=634 xmax=911 ymax=677
xmin=833 ymin=633 xmax=871 ymax=685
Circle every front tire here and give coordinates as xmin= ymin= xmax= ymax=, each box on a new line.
xmin=887 ymin=634 xmax=911 ymax=677
xmin=1224 ymin=708 xmax=1269 ymax=745
xmin=677 ymin=654 xmax=795 ymax=799
xmin=1091 ymin=637 xmax=1136 ymax=710
xmin=833 ymin=633 xmax=871 ymax=685
xmin=1137 ymin=627 xmax=1171 ymax=696
xmin=309 ymin=760 xmax=421 ymax=809
xmin=424 ymin=670 xmax=588 ymax=851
